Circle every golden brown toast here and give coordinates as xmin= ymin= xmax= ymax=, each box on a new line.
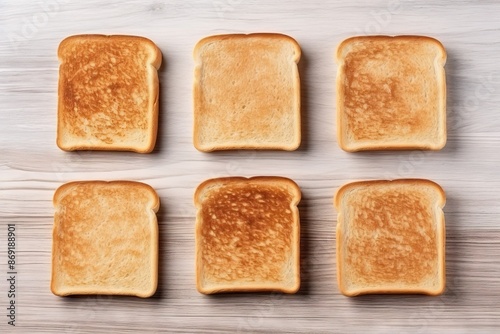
xmin=193 ymin=33 xmax=301 ymax=151
xmin=334 ymin=179 xmax=446 ymax=296
xmin=51 ymin=181 xmax=160 ymax=297
xmin=57 ymin=35 xmax=161 ymax=153
xmin=336 ymin=36 xmax=446 ymax=152
xmin=194 ymin=177 xmax=301 ymax=294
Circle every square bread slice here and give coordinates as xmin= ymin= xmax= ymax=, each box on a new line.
xmin=193 ymin=33 xmax=301 ymax=151
xmin=336 ymin=36 xmax=446 ymax=152
xmin=51 ymin=181 xmax=160 ymax=298
xmin=334 ymin=179 xmax=446 ymax=296
xmin=57 ymin=35 xmax=162 ymax=153
xmin=194 ymin=177 xmax=301 ymax=294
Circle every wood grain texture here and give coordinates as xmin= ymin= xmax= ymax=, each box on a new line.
xmin=1 ymin=0 xmax=500 ymax=332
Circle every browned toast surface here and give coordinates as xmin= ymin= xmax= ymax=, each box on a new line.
xmin=195 ymin=177 xmax=301 ymax=293
xmin=193 ymin=34 xmax=301 ymax=151
xmin=335 ymin=179 xmax=446 ymax=296
xmin=51 ymin=181 xmax=159 ymax=297
xmin=57 ymin=35 xmax=161 ymax=153
xmin=336 ymin=36 xmax=446 ymax=151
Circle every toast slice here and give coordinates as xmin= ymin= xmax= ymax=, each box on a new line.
xmin=57 ymin=35 xmax=162 ymax=153
xmin=194 ymin=177 xmax=301 ymax=294
xmin=336 ymin=36 xmax=446 ymax=152
xmin=51 ymin=181 xmax=160 ymax=297
xmin=193 ymin=33 xmax=301 ymax=151
xmin=334 ymin=179 xmax=446 ymax=296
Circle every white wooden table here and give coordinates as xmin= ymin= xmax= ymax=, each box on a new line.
xmin=1 ymin=0 xmax=500 ymax=332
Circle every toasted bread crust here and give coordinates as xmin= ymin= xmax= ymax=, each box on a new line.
xmin=334 ymin=179 xmax=446 ymax=209
xmin=335 ymin=36 xmax=446 ymax=152
xmin=57 ymin=35 xmax=162 ymax=153
xmin=193 ymin=33 xmax=301 ymax=60
xmin=334 ymin=179 xmax=446 ymax=296
xmin=194 ymin=176 xmax=301 ymax=294
xmin=335 ymin=35 xmax=446 ymax=64
xmin=193 ymin=33 xmax=301 ymax=151
xmin=51 ymin=180 xmax=160 ymax=297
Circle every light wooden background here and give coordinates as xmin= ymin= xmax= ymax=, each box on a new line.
xmin=1 ymin=0 xmax=500 ymax=332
